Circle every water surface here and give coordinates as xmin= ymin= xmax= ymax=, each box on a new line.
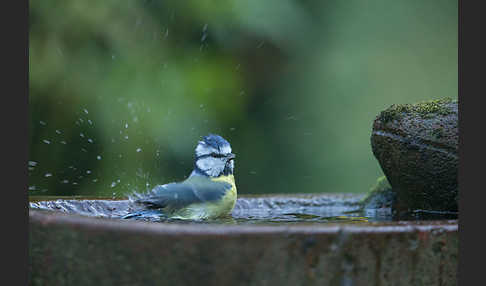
xmin=29 ymin=194 xmax=457 ymax=225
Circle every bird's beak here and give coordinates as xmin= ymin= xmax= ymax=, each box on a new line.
xmin=227 ymin=153 xmax=235 ymax=160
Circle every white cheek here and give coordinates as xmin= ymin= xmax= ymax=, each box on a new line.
xmin=196 ymin=157 xmax=215 ymax=170
xmin=196 ymin=157 xmax=225 ymax=177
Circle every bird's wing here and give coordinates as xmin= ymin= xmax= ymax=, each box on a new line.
xmin=135 ymin=176 xmax=232 ymax=210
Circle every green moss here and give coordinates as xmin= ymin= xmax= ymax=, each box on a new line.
xmin=378 ymin=98 xmax=457 ymax=124
xmin=360 ymin=176 xmax=395 ymax=209
xmin=372 ymin=176 xmax=391 ymax=192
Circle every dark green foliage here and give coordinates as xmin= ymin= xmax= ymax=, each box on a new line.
xmin=29 ymin=0 xmax=458 ymax=197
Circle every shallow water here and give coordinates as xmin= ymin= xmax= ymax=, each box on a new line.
xmin=29 ymin=194 xmax=457 ymax=225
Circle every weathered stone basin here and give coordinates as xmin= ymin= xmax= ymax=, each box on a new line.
xmin=29 ymin=195 xmax=458 ymax=285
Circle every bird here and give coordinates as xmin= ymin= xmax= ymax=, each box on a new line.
xmin=123 ymin=134 xmax=237 ymax=220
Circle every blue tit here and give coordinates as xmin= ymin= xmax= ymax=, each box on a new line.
xmin=123 ymin=134 xmax=237 ymax=220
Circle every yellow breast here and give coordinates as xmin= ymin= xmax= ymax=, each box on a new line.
xmin=211 ymin=174 xmax=238 ymax=213
xmin=172 ymin=175 xmax=237 ymax=220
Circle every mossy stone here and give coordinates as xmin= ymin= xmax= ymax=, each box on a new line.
xmin=371 ymin=98 xmax=458 ymax=215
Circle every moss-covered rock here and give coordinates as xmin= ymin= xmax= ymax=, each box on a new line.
xmin=371 ymin=98 xmax=458 ymax=215
xmin=377 ymin=98 xmax=456 ymax=124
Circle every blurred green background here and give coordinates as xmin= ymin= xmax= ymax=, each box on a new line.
xmin=28 ymin=0 xmax=457 ymax=197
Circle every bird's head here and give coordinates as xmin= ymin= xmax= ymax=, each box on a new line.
xmin=193 ymin=134 xmax=235 ymax=177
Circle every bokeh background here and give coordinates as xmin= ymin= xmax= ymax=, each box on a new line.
xmin=29 ymin=0 xmax=457 ymax=197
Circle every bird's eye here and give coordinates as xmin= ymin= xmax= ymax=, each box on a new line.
xmin=210 ymin=153 xmax=225 ymax=158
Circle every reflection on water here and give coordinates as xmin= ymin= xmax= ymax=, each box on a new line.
xmin=29 ymin=194 xmax=457 ymax=225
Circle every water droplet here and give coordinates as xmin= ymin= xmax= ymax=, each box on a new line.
xmin=43 ymin=140 xmax=51 ymax=144
xmin=111 ymin=182 xmax=117 ymax=188
xmin=55 ymin=130 xmax=62 ymax=134
xmin=60 ymin=141 xmax=67 ymax=145
xmin=230 ymin=127 xmax=236 ymax=131
xmin=87 ymin=138 xmax=94 ymax=143
xmin=83 ymin=109 xmax=89 ymax=114
xmin=97 ymin=155 xmax=102 ymax=160
xmin=86 ymin=170 xmax=91 ymax=174
xmin=61 ymin=179 xmax=69 ymax=184
xmin=45 ymin=173 xmax=52 ymax=177
xmin=28 ymin=161 xmax=38 ymax=167
xmin=92 ymin=179 xmax=98 ymax=183
xmin=88 ymin=120 xmax=93 ymax=125
xmin=330 ymin=243 xmax=339 ymax=252
xmin=39 ymin=121 xmax=47 ymax=126
xmin=125 ymin=123 xmax=129 ymax=129
xmin=80 ymin=133 xmax=85 ymax=138
xmin=136 ymin=148 xmax=142 ymax=152
xmin=29 ymin=186 xmax=37 ymax=191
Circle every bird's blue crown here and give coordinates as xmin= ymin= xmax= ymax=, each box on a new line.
xmin=202 ymin=134 xmax=230 ymax=150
